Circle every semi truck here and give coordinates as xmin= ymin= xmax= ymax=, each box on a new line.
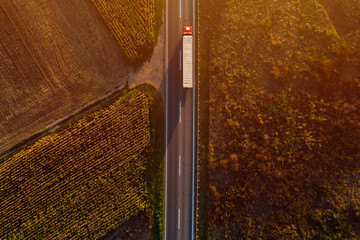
xmin=183 ymin=26 xmax=193 ymax=88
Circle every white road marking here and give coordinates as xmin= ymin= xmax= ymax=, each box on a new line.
xmin=191 ymin=0 xmax=196 ymax=238
xmin=179 ymin=155 xmax=181 ymax=176
xmin=178 ymin=208 xmax=181 ymax=229
xmin=164 ymin=0 xmax=169 ymax=238
xmin=180 ymin=50 xmax=182 ymax=71
xmin=179 ymin=101 xmax=182 ymax=123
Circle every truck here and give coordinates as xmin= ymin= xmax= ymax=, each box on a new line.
xmin=183 ymin=26 xmax=193 ymax=88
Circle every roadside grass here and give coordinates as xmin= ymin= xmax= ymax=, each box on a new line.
xmin=196 ymin=3 xmax=210 ymax=239
xmin=197 ymin=42 xmax=210 ymax=240
xmin=136 ymin=83 xmax=165 ymax=240
xmin=196 ymin=0 xmax=228 ymax=238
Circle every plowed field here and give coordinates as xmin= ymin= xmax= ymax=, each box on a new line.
xmin=0 ymin=0 xmax=127 ymax=154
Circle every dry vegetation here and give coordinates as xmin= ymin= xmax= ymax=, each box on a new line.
xmin=0 ymin=86 xmax=164 ymax=239
xmin=199 ymin=0 xmax=360 ymax=238
xmin=318 ymin=0 xmax=360 ymax=36
xmin=91 ymin=0 xmax=163 ymax=65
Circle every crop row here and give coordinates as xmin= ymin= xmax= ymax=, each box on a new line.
xmin=7 ymin=156 xmax=148 ymax=239
xmin=93 ymin=0 xmax=153 ymax=59
xmin=0 ymin=4 xmax=46 ymax=94
xmin=0 ymin=90 xmax=151 ymax=238
xmin=91 ymin=0 xmax=157 ymax=63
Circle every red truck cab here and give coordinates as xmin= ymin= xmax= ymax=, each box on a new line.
xmin=183 ymin=26 xmax=193 ymax=35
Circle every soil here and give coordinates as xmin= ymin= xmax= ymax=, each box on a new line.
xmin=128 ymin=22 xmax=165 ymax=100
xmin=0 ymin=0 xmax=165 ymax=155
xmin=100 ymin=211 xmax=153 ymax=240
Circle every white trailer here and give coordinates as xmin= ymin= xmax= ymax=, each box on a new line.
xmin=183 ymin=26 xmax=193 ymax=88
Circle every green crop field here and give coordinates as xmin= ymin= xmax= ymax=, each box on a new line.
xmin=0 ymin=86 xmax=164 ymax=239
xmin=91 ymin=0 xmax=163 ymax=65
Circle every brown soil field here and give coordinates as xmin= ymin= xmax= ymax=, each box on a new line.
xmin=0 ymin=0 xmax=128 ymax=154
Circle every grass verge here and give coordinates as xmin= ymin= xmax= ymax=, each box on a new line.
xmin=136 ymin=83 xmax=165 ymax=240
xmin=196 ymin=9 xmax=210 ymax=240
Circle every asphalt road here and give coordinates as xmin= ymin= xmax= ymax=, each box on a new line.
xmin=164 ymin=0 xmax=195 ymax=239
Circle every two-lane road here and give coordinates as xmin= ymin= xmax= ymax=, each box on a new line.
xmin=165 ymin=0 xmax=195 ymax=239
